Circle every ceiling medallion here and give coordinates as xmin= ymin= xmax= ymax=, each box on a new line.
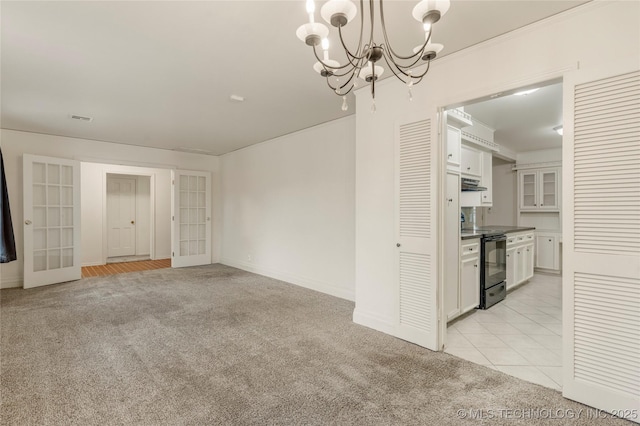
xmin=297 ymin=0 xmax=450 ymax=111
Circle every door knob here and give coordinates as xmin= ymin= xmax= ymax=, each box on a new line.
xmin=25 ymin=219 xmax=32 ymax=225
xmin=131 ymin=220 xmax=135 ymax=224
xmin=396 ymin=243 xmax=401 ymax=247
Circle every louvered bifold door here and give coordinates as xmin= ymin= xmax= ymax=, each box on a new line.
xmin=563 ymin=68 xmax=640 ymax=421
xmin=394 ymin=115 xmax=439 ymax=351
xmin=171 ymin=170 xmax=212 ymax=268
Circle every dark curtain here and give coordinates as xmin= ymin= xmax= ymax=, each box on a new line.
xmin=1 ymin=148 xmax=17 ymax=263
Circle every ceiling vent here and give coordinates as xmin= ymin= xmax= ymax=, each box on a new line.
xmin=69 ymin=114 xmax=93 ymax=122
xmin=173 ymin=147 xmax=217 ymax=156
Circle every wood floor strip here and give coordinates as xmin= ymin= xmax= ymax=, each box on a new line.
xmin=81 ymin=259 xmax=171 ymax=278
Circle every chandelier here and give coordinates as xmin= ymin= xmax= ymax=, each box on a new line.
xmin=296 ymin=0 xmax=450 ymax=111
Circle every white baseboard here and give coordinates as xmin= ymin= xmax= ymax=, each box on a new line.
xmin=220 ymin=258 xmax=355 ymax=302
xmin=82 ymin=261 xmax=105 ymax=267
xmin=352 ymin=307 xmax=395 ymax=335
xmin=1 ymin=277 xmax=23 ymax=289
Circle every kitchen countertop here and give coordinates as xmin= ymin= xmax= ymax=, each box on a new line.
xmin=461 ymin=226 xmax=536 ymax=240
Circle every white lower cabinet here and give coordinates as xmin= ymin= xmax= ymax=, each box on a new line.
xmin=506 ymin=231 xmax=534 ymax=290
xmin=521 ymin=243 xmax=534 ymax=282
xmin=535 ymin=232 xmax=561 ymax=271
xmin=460 ymin=239 xmax=480 ymax=315
xmin=506 ymin=246 xmax=517 ymax=291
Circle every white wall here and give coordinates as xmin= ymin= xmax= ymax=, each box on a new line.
xmin=484 ymin=157 xmax=517 ymax=226
xmin=354 ymin=1 xmax=639 ymax=332
xmin=0 ymin=129 xmax=221 ymax=288
xmin=517 ymin=148 xmax=562 ymax=165
xmin=221 ymin=116 xmax=355 ymax=301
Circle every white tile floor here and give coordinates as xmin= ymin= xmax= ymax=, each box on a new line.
xmin=445 ymin=272 xmax=563 ymax=390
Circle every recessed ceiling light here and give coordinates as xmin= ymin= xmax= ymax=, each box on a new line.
xmin=69 ymin=114 xmax=93 ymax=122
xmin=229 ymin=95 xmax=245 ymax=102
xmin=513 ymin=88 xmax=539 ymax=96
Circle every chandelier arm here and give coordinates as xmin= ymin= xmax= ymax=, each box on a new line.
xmin=324 ymin=74 xmax=356 ymax=97
xmin=313 ymin=44 xmax=361 ymax=72
xmin=408 ymin=58 xmax=432 ymax=79
xmin=380 ymin=43 xmax=427 ymax=74
xmin=337 ymin=25 xmax=369 ymax=62
xmin=380 ymin=52 xmax=413 ymax=82
xmin=381 ymin=48 xmax=432 ymax=83
xmin=337 ymin=69 xmax=358 ymax=91
xmin=322 ymin=65 xmax=358 ymax=92
xmin=335 ymin=0 xmax=367 ymax=62
xmin=380 ymin=0 xmax=432 ymax=61
xmin=332 ymin=64 xmax=363 ymax=78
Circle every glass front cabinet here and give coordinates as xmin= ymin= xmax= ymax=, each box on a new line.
xmin=518 ymin=168 xmax=559 ymax=211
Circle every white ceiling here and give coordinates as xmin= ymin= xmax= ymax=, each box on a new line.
xmin=464 ymin=81 xmax=563 ymax=154
xmin=1 ymin=1 xmax=587 ymax=155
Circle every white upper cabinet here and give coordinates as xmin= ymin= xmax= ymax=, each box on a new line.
xmin=446 ymin=125 xmax=461 ymax=171
xmin=461 ymin=145 xmax=482 ymax=177
xmin=539 ymin=170 xmax=559 ymax=210
xmin=480 ymin=151 xmax=492 ymax=206
xmin=518 ymin=168 xmax=560 ymax=211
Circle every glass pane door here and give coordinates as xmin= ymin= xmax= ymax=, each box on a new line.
xmin=520 ymin=172 xmax=537 ymax=208
xmin=24 ymin=155 xmax=81 ymax=288
xmin=172 ymin=170 xmax=211 ymax=268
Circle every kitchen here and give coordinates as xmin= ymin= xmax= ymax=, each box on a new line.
xmin=443 ymin=81 xmax=564 ymax=390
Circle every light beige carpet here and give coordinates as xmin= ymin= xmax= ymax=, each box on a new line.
xmin=0 ymin=264 xmax=630 ymax=425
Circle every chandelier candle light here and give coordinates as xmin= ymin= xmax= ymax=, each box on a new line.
xmin=296 ymin=0 xmax=450 ymax=110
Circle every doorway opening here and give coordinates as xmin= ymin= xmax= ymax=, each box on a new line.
xmin=106 ymin=173 xmax=152 ymax=264
xmin=441 ymin=79 xmax=564 ymax=391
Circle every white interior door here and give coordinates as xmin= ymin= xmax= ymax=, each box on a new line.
xmin=23 ymin=154 xmax=81 ymax=288
xmin=107 ymin=177 xmax=136 ymax=258
xmin=563 ymin=67 xmax=640 ymax=421
xmin=394 ymin=113 xmax=439 ymax=351
xmin=171 ymin=170 xmax=211 ymax=268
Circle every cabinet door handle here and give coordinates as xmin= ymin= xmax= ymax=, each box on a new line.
xmin=507 ymin=254 xmax=510 ymax=257
xmin=541 ymin=204 xmax=544 ymax=206
xmin=467 ymin=167 xmax=471 ymax=170
xmin=548 ymin=239 xmax=552 ymax=242
xmin=474 ymin=264 xmax=478 ymax=268
xmin=448 ymin=154 xmax=452 ymax=158
xmin=468 ymin=248 xmax=473 ymax=251
xmin=396 ymin=243 xmax=401 ymax=247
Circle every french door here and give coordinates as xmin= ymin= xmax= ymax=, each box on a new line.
xmin=171 ymin=170 xmax=211 ymax=268
xmin=23 ymin=154 xmax=81 ymax=288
